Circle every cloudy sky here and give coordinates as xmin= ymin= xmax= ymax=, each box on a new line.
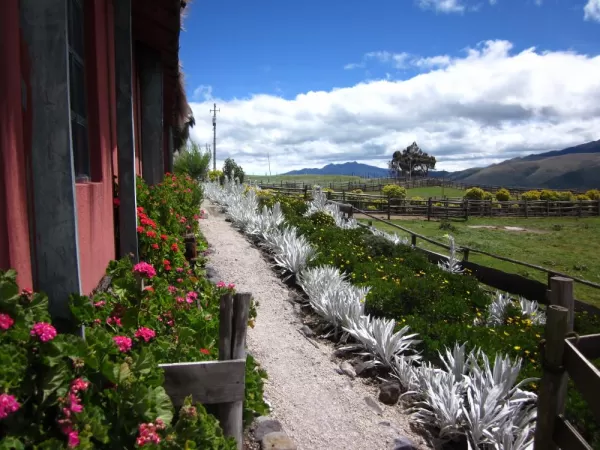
xmin=179 ymin=0 xmax=600 ymax=175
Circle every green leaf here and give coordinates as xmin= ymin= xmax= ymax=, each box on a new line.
xmin=0 ymin=437 xmax=25 ymax=450
xmin=42 ymin=365 xmax=69 ymax=402
xmin=152 ymin=386 xmax=174 ymax=425
xmin=132 ymin=348 xmax=154 ymax=376
xmin=114 ymin=362 xmax=131 ymax=384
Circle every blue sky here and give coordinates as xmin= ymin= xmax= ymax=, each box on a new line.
xmin=180 ymin=0 xmax=600 ymax=175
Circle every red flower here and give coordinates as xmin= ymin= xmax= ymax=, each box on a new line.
xmin=136 ymin=226 xmax=144 ymax=233
xmin=151 ymin=243 xmax=159 ymax=250
xmin=146 ymin=230 xmax=157 ymax=238
xmin=113 ymin=336 xmax=132 ymax=352
xmin=171 ymin=243 xmax=179 ymax=252
xmin=160 ymin=234 xmax=168 ymax=241
xmin=113 ymin=198 xmax=120 ymax=206
xmin=0 ymin=313 xmax=15 ymax=331
xmin=143 ymin=286 xmax=154 ymax=292
xmin=200 ymin=348 xmax=210 ymax=355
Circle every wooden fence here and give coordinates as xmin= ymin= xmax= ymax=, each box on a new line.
xmin=255 ymin=177 xmax=594 ymax=197
xmin=161 ymin=292 xmax=250 ymax=449
xmin=352 ymin=207 xmax=600 ymax=315
xmin=263 ymin=186 xmax=600 ymax=219
xmin=534 ymin=277 xmax=600 ymax=450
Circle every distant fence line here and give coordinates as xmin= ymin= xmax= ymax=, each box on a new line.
xmin=254 ymin=177 xmax=593 ymax=196
xmin=259 ymin=186 xmax=600 ymax=219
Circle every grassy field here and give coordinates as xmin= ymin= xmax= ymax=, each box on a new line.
xmin=363 ymin=216 xmax=600 ymax=308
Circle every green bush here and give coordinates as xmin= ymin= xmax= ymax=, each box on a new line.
xmin=174 ymin=141 xmax=211 ymax=181
xmin=309 ymin=211 xmax=336 ymax=228
xmin=495 ymin=188 xmax=511 ymax=201
xmin=557 ymin=191 xmax=575 ymax=201
xmin=521 ymin=190 xmax=541 ymax=201
xmin=208 ymin=170 xmax=223 ymax=182
xmin=221 ymin=158 xmax=245 ymax=184
xmin=464 ymin=187 xmax=485 ymax=200
xmin=585 ymin=189 xmax=600 ymax=200
xmin=381 ymin=184 xmax=407 ymax=199
xmin=351 ymin=189 xmax=363 ymax=194
xmin=540 ymin=189 xmax=559 ymax=201
xmin=367 ymin=205 xmax=378 ymax=211
xmin=577 ymin=194 xmax=591 ymax=201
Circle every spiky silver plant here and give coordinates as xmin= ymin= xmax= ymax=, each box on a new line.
xmin=438 ymin=234 xmax=464 ymax=274
xmin=370 ymin=227 xmax=411 ymax=246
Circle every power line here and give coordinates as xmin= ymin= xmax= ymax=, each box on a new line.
xmin=210 ymin=103 xmax=220 ymax=171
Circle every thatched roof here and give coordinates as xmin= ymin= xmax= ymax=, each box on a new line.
xmin=173 ymin=64 xmax=195 ymax=151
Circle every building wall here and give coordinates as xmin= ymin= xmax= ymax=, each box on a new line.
xmin=0 ymin=0 xmax=33 ymax=289
xmin=75 ymin=0 xmax=117 ymax=294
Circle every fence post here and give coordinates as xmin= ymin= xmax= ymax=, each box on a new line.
xmin=427 ymin=197 xmax=432 ymax=221
xmin=597 ymin=199 xmax=600 ymax=216
xmin=549 ymin=276 xmax=574 ymax=333
xmin=387 ymin=197 xmax=391 ymax=220
xmin=342 ymin=190 xmax=346 ymax=203
xmin=533 ymin=305 xmax=569 ymax=450
xmin=578 ymin=199 xmax=582 ymax=217
xmin=524 ymin=199 xmax=528 ymax=218
xmin=219 ymin=292 xmax=251 ymax=450
xmin=411 ymin=234 xmax=417 ymax=247
xmin=465 ymin=199 xmax=469 ymax=220
xmin=547 ymin=200 xmax=550 ymax=217
xmin=462 ymin=248 xmax=470 ymax=262
xmin=303 ymin=186 xmax=308 ymax=200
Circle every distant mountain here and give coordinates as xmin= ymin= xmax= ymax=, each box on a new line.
xmin=284 ymin=161 xmax=389 ymax=178
xmin=430 ymin=140 xmax=600 ymax=190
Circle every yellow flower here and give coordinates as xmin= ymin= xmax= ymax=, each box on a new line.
xmin=504 ymin=331 xmax=509 ymax=336
xmin=514 ymin=346 xmax=521 ymax=351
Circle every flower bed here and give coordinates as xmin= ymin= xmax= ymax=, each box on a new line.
xmin=0 ymin=174 xmax=267 ymax=448
xmin=205 ymin=180 xmax=600 ymax=449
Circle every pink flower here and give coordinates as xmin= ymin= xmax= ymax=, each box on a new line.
xmin=216 ymin=281 xmax=226 ymax=288
xmin=106 ymin=316 xmax=122 ymax=327
xmin=135 ymin=327 xmax=156 ymax=343
xmin=168 ymin=285 xmax=177 ymax=294
xmin=70 ymin=378 xmax=89 ymax=394
xmin=136 ymin=422 xmax=162 ymax=446
xmin=227 ymin=283 xmax=235 ymax=290
xmin=112 ymin=336 xmax=132 ymax=353
xmin=67 ymin=431 xmax=80 ymax=448
xmin=0 ymin=393 xmax=20 ymax=419
xmin=176 ymin=267 xmax=184 ymax=273
xmin=93 ymin=300 xmax=106 ymax=308
xmin=185 ymin=291 xmax=198 ymax=304
xmin=0 ymin=313 xmax=15 ymax=331
xmin=176 ymin=296 xmax=185 ymax=304
xmin=30 ymin=322 xmax=57 ymax=342
xmin=68 ymin=393 xmax=83 ymax=413
xmin=132 ymin=262 xmax=157 ymax=279
xmin=176 ymin=278 xmax=183 ymax=283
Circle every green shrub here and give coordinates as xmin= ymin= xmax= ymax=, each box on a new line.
xmin=495 ymin=188 xmax=511 ymax=201
xmin=464 ymin=187 xmax=485 ymax=200
xmin=483 ymin=191 xmax=494 ymax=201
xmin=174 ymin=141 xmax=211 ymax=181
xmin=521 ymin=190 xmax=541 ymax=201
xmin=540 ymin=189 xmax=559 ymax=201
xmin=557 ymin=191 xmax=575 ymax=201
xmin=577 ymin=194 xmax=591 ymax=201
xmin=222 ymin=158 xmax=245 ymax=184
xmin=382 ymin=184 xmax=407 ymax=199
xmin=585 ymin=189 xmax=600 ymax=200
xmin=309 ymin=211 xmax=336 ymax=227
xmin=367 ymin=205 xmax=378 ymax=211
xmin=351 ymin=189 xmax=363 ymax=194
xmin=208 ymin=170 xmax=223 ymax=182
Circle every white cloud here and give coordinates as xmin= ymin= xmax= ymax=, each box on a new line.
xmin=189 ymin=40 xmax=600 ymax=175
xmin=344 ymin=51 xmax=411 ymax=70
xmin=489 ymin=0 xmax=497 ymax=5
xmin=192 ymin=84 xmax=213 ymax=102
xmin=417 ymin=0 xmax=466 ymax=13
xmin=584 ymin=0 xmax=600 ymax=22
xmin=534 ymin=0 xmax=543 ymax=6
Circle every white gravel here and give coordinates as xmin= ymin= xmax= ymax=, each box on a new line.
xmin=199 ymin=201 xmax=431 ymax=450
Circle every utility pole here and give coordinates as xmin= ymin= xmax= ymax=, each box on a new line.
xmin=267 ymin=152 xmax=272 ymax=177
xmin=210 ymin=103 xmax=220 ymax=171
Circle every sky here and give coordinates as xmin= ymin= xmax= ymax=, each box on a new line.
xmin=179 ymin=0 xmax=600 ymax=175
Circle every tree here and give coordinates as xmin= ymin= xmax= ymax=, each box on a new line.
xmin=389 ymin=142 xmax=436 ymax=179
xmin=173 ymin=141 xmax=211 ymax=181
xmin=222 ymin=158 xmax=245 ymax=184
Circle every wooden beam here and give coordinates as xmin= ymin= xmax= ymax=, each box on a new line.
xmin=20 ymin=0 xmax=81 ymax=331
xmin=138 ymin=45 xmax=164 ymax=185
xmin=553 ymin=416 xmax=593 ymax=450
xmin=114 ymin=0 xmax=139 ymax=262
xmin=563 ymin=339 xmax=600 ymax=422
xmin=160 ymin=359 xmax=246 ymax=406
xmin=566 ymin=334 xmax=600 ymax=360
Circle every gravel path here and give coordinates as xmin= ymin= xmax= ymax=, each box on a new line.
xmin=199 ymin=201 xmax=430 ymax=450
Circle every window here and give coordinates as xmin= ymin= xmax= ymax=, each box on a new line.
xmin=67 ymin=0 xmax=90 ymax=182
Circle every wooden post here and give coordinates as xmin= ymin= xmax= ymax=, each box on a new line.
xmin=342 ymin=190 xmax=346 ymax=203
xmin=387 ymin=197 xmax=391 ymax=220
xmin=578 ymin=200 xmax=582 ymax=218
xmin=219 ymin=292 xmax=251 ymax=449
xmin=138 ymin=45 xmax=164 ymax=185
xmin=462 ymin=248 xmax=470 ymax=262
xmin=524 ymin=199 xmax=528 ymax=218
xmin=114 ymin=0 xmax=139 ymax=262
xmin=597 ymin=199 xmax=600 ymax=216
xmin=549 ymin=276 xmax=574 ymax=333
xmin=465 ymin=199 xmax=469 ymax=220
xmin=427 ymin=197 xmax=432 ymax=221
xmin=533 ymin=305 xmax=569 ymax=450
xmin=411 ymin=234 xmax=417 ymax=247
xmin=21 ymin=0 xmax=82 ymax=331
xmin=547 ymin=200 xmax=550 ymax=217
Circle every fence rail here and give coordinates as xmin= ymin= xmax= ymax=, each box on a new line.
xmin=254 ymin=177 xmax=595 ymax=196
xmin=263 ymin=186 xmax=600 ymax=219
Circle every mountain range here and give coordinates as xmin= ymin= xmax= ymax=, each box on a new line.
xmin=283 ymin=140 xmax=600 ymax=190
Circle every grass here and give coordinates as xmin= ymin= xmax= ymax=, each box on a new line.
xmin=247 ymin=174 xmax=369 ymax=184
xmin=362 ymin=216 xmax=600 ymax=308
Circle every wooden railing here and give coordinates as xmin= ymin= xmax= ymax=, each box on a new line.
xmin=534 ymin=277 xmax=600 ymax=450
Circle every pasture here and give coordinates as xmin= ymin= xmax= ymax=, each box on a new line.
xmin=247 ymin=174 xmax=367 ymax=184
xmin=363 ymin=216 xmax=600 ymax=308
